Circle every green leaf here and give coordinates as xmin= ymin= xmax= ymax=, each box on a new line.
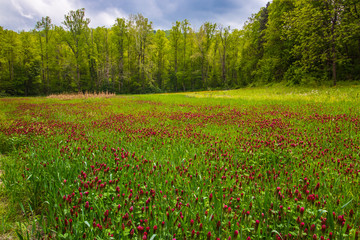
xmin=150 ymin=234 xmax=157 ymax=240
xmin=315 ymin=209 xmax=327 ymax=220
xmin=341 ymin=199 xmax=353 ymax=209
xmin=84 ymin=221 xmax=90 ymax=227
xmin=15 ymin=231 xmax=24 ymax=240
xmin=58 ymin=233 xmax=69 ymax=239
xmin=327 ymin=209 xmax=334 ymax=231
xmin=271 ymin=230 xmax=283 ymax=240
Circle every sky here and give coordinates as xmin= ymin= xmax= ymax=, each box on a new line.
xmin=0 ymin=0 xmax=269 ymax=31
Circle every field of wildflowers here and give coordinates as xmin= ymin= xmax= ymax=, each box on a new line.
xmin=0 ymin=86 xmax=360 ymax=239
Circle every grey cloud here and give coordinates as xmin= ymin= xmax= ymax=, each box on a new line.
xmin=0 ymin=0 xmax=269 ymax=31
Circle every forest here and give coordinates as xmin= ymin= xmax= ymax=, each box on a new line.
xmin=0 ymin=0 xmax=360 ymax=96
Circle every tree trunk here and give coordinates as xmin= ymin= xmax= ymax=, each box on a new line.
xmin=119 ymin=40 xmax=124 ymax=93
xmin=39 ymin=37 xmax=46 ymax=94
xmin=222 ymin=45 xmax=226 ymax=86
xmin=201 ymin=55 xmax=205 ymax=88
xmin=45 ymin=31 xmax=50 ymax=95
xmin=358 ymin=38 xmax=360 ymax=60
xmin=119 ymin=61 xmax=123 ymax=93
xmin=76 ymin=62 xmax=81 ymax=92
xmin=332 ymin=44 xmax=336 ymax=86
xmin=46 ymin=56 xmax=50 ymax=94
xmin=8 ymin=60 xmax=13 ymax=83
xmin=331 ymin=3 xmax=337 ymax=86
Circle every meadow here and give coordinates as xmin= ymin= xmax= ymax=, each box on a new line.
xmin=0 ymin=86 xmax=360 ymax=239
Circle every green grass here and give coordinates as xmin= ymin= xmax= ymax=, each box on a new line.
xmin=0 ymin=154 xmax=18 ymax=239
xmin=0 ymin=86 xmax=359 ymax=239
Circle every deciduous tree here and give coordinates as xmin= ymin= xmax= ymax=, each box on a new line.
xmin=63 ymin=8 xmax=90 ymax=91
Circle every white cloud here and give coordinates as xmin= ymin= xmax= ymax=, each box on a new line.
xmin=14 ymin=0 xmax=78 ymax=21
xmin=89 ymin=8 xmax=127 ymax=28
xmin=213 ymin=0 xmax=270 ymax=29
xmin=2 ymin=0 xmax=130 ymax=30
xmin=0 ymin=0 xmax=81 ymax=30
xmin=0 ymin=0 xmax=270 ymax=31
xmin=134 ymin=0 xmax=163 ymax=18
xmin=10 ymin=0 xmax=33 ymax=19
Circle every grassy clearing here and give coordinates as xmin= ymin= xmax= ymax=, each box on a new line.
xmin=0 ymin=86 xmax=359 ymax=239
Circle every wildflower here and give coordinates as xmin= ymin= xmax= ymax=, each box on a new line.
xmin=138 ymin=225 xmax=144 ymax=233
xmin=104 ymin=210 xmax=109 ymax=217
xmin=255 ymin=219 xmax=260 ymax=230
xmin=300 ymin=207 xmax=305 ymax=215
xmin=310 ymin=224 xmax=316 ymax=232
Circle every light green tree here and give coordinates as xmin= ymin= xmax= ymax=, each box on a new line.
xmin=170 ymin=21 xmax=181 ymax=91
xmin=21 ymin=31 xmax=41 ymax=95
xmin=152 ymin=30 xmax=169 ymax=90
xmin=63 ymin=8 xmax=90 ymax=91
xmin=35 ymin=16 xmax=53 ymax=94
xmin=128 ymin=14 xmax=153 ymax=92
xmin=218 ymin=25 xmax=230 ymax=86
xmin=2 ymin=30 xmax=19 ymax=94
xmin=195 ymin=22 xmax=216 ymax=88
xmin=112 ymin=18 xmax=128 ymax=93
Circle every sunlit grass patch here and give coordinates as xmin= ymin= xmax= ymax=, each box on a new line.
xmin=47 ymin=91 xmax=116 ymax=100
xmin=183 ymin=86 xmax=360 ymax=104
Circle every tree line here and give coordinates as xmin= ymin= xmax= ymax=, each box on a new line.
xmin=1 ymin=0 xmax=360 ymax=96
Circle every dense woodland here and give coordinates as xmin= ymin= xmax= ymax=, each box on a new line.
xmin=1 ymin=0 xmax=360 ymax=96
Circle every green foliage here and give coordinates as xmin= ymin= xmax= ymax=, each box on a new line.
xmin=1 ymin=2 xmax=360 ymax=96
xmin=152 ymin=30 xmax=169 ymax=90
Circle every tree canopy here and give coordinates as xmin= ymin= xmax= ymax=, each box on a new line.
xmin=1 ymin=2 xmax=360 ymax=96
